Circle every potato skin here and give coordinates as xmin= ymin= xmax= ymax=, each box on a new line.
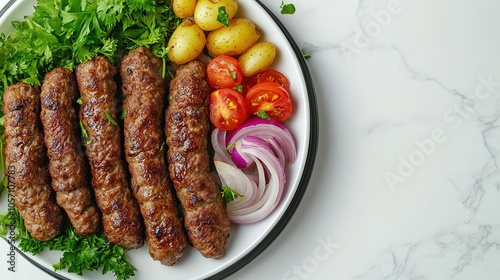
xmin=194 ymin=0 xmax=238 ymax=31
xmin=173 ymin=0 xmax=197 ymax=19
xmin=238 ymin=42 xmax=277 ymax=77
xmin=206 ymin=18 xmax=261 ymax=57
xmin=167 ymin=20 xmax=207 ymax=65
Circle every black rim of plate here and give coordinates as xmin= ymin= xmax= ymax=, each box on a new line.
xmin=0 ymin=0 xmax=16 ymax=18
xmin=0 ymin=0 xmax=319 ymax=279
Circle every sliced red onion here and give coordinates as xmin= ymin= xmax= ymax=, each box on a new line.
xmin=268 ymin=137 xmax=286 ymax=167
xmin=211 ymin=117 xmax=297 ymax=224
xmin=211 ymin=129 xmax=232 ymax=164
xmin=228 ymin=117 xmax=297 ymax=164
xmin=235 ymin=141 xmax=285 ymax=222
xmin=233 ymin=136 xmax=274 ymax=169
xmin=214 ymin=161 xmax=257 ymax=209
xmin=230 ymin=148 xmax=246 ymax=169
xmin=230 ymin=143 xmax=252 ymax=169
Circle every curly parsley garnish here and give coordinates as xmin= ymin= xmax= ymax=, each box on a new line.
xmin=221 ymin=186 xmax=244 ymax=204
xmin=257 ymin=110 xmax=271 ymax=120
xmin=0 ymin=209 xmax=136 ymax=280
xmin=217 ymin=6 xmax=230 ymax=27
xmin=280 ymin=1 xmax=296 ymax=15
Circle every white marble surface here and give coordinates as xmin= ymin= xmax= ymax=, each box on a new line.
xmin=2 ymin=0 xmax=500 ymax=279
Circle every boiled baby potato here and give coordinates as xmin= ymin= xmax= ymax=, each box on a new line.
xmin=206 ymin=18 xmax=261 ymax=57
xmin=167 ymin=20 xmax=206 ymax=65
xmin=194 ymin=0 xmax=238 ymax=31
xmin=173 ymin=0 xmax=197 ymax=18
xmin=238 ymin=42 xmax=277 ymax=77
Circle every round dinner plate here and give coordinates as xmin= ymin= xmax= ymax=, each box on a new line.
xmin=0 ymin=0 xmax=318 ymax=279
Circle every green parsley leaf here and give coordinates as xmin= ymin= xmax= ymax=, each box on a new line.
xmin=233 ymin=85 xmax=243 ymax=92
xmin=120 ymin=109 xmax=127 ymax=120
xmin=230 ymin=70 xmax=237 ymax=79
xmin=280 ymin=1 xmax=296 ymax=15
xmin=0 ymin=203 xmax=27 ymax=239
xmin=76 ymin=97 xmax=82 ymax=104
xmin=79 ymin=120 xmax=91 ymax=146
xmin=257 ymin=110 xmax=271 ymax=120
xmin=105 ymin=110 xmax=118 ymax=125
xmin=221 ymin=186 xmax=244 ymax=204
xmin=79 ymin=120 xmax=89 ymax=138
xmin=301 ymin=48 xmax=312 ymax=60
xmin=217 ymin=6 xmax=230 ymax=27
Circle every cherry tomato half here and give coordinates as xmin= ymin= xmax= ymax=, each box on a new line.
xmin=256 ymin=69 xmax=290 ymax=91
xmin=245 ymin=82 xmax=293 ymax=122
xmin=210 ymin=88 xmax=248 ymax=130
xmin=206 ymin=55 xmax=244 ymax=90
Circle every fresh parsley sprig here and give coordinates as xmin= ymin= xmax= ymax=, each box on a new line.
xmin=221 ymin=186 xmax=244 ymax=204
xmin=280 ymin=1 xmax=296 ymax=15
xmin=0 ymin=205 xmax=27 ymax=239
xmin=257 ymin=110 xmax=271 ymax=120
xmin=217 ymin=6 xmax=230 ymax=27
xmin=20 ymin=225 xmax=136 ymax=280
xmin=0 ymin=207 xmax=136 ymax=279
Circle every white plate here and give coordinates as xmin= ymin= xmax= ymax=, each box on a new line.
xmin=0 ymin=0 xmax=318 ymax=279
